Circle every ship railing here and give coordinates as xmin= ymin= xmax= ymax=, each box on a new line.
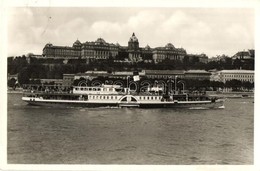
xmin=22 ymin=84 xmax=73 ymax=94
xmin=23 ymin=89 xmax=74 ymax=94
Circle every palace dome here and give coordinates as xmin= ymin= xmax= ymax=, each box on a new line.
xmin=144 ymin=44 xmax=151 ymax=50
xmin=45 ymin=43 xmax=53 ymax=47
xmin=165 ymin=43 xmax=175 ymax=49
xmin=73 ymin=39 xmax=81 ymax=46
xmin=129 ymin=32 xmax=138 ymax=42
xmin=95 ymin=38 xmax=106 ymax=45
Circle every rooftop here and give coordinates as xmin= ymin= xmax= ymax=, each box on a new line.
xmin=185 ymin=70 xmax=210 ymax=73
xmin=219 ymin=70 xmax=254 ymax=73
xmin=145 ymin=70 xmax=185 ymax=75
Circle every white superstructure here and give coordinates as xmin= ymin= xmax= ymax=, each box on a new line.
xmin=73 ymin=84 xmax=124 ymax=95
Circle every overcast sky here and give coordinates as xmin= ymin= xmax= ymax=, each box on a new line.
xmin=7 ymin=7 xmax=254 ymax=57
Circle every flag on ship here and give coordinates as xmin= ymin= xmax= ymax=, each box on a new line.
xmin=133 ymin=71 xmax=140 ymax=81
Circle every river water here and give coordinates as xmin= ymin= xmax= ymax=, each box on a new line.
xmin=7 ymin=93 xmax=254 ymax=164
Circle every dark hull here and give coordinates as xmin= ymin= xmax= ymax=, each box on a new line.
xmin=25 ymin=101 xmax=119 ymax=108
xmin=24 ymin=100 xmax=224 ymax=109
xmin=139 ymin=103 xmax=223 ymax=109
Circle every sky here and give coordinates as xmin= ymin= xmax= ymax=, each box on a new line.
xmin=7 ymin=7 xmax=255 ymax=57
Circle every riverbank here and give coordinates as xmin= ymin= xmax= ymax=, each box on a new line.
xmin=7 ymin=89 xmax=23 ymax=94
xmin=207 ymin=91 xmax=254 ymax=98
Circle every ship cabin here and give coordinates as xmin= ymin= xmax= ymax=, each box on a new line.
xmin=73 ymin=84 xmax=124 ymax=95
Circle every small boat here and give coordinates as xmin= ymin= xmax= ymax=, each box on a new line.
xmin=22 ymin=84 xmax=224 ymax=109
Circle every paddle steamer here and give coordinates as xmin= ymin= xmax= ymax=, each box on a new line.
xmin=22 ymin=84 xmax=224 ymax=109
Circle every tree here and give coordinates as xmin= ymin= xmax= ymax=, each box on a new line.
xmin=225 ymin=79 xmax=242 ymax=91
xmin=8 ymin=78 xmax=17 ymax=89
xmin=209 ymin=81 xmax=224 ymax=91
xmin=18 ymin=68 xmax=30 ymax=85
xmin=242 ymin=81 xmax=254 ymax=91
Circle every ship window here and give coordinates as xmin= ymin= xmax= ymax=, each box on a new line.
xmin=75 ymin=88 xmax=78 ymax=90
xmin=97 ymin=88 xmax=101 ymax=91
xmin=147 ymin=97 xmax=150 ymax=100
xmin=151 ymin=97 xmax=153 ymax=100
xmin=80 ymin=88 xmax=83 ymax=90
xmin=93 ymin=88 xmax=96 ymax=91
xmin=89 ymin=88 xmax=92 ymax=91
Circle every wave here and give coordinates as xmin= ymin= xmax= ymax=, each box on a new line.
xmin=189 ymin=107 xmax=209 ymax=110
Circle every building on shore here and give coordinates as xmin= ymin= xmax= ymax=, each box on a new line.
xmin=62 ymin=70 xmax=213 ymax=86
xmin=145 ymin=70 xmax=185 ymax=79
xmin=152 ymin=43 xmax=186 ymax=63
xmin=232 ymin=49 xmax=254 ymax=60
xmin=184 ymin=70 xmax=211 ymax=80
xmin=42 ymin=33 xmax=189 ymax=64
xmin=210 ymin=70 xmax=254 ymax=83
xmin=39 ymin=79 xmax=63 ymax=86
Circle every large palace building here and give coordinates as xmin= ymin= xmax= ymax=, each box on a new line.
xmin=42 ymin=33 xmax=188 ymax=64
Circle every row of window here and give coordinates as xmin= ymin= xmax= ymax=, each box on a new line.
xmin=153 ymin=50 xmax=184 ymax=54
xmin=89 ymin=95 xmax=118 ymax=100
xmin=147 ymin=75 xmax=184 ymax=78
xmin=88 ymin=95 xmax=162 ymax=100
xmin=75 ymin=87 xmax=101 ymax=91
xmin=138 ymin=96 xmax=161 ymax=100
xmin=224 ymin=78 xmax=254 ymax=82
xmin=223 ymin=74 xmax=254 ymax=78
xmin=82 ymin=45 xmax=118 ymax=50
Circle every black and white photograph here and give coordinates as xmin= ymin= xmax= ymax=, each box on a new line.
xmin=1 ymin=0 xmax=259 ymax=170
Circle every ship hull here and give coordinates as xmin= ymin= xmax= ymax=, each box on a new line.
xmin=22 ymin=97 xmax=224 ymax=109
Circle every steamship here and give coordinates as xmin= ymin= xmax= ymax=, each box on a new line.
xmin=22 ymin=84 xmax=224 ymax=109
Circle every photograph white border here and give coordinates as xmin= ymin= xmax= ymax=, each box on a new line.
xmin=1 ymin=0 xmax=259 ymax=170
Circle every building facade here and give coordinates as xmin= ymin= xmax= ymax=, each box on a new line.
xmin=232 ymin=49 xmax=254 ymax=60
xmin=145 ymin=70 xmax=185 ymax=79
xmin=184 ymin=70 xmax=211 ymax=80
xmin=152 ymin=43 xmax=186 ymax=63
xmin=43 ymin=41 xmax=81 ymax=58
xmin=42 ymin=33 xmax=187 ymax=63
xmin=217 ymin=70 xmax=254 ymax=83
xmin=62 ymin=70 xmax=214 ymax=87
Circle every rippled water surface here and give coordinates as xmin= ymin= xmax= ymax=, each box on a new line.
xmin=8 ymin=93 xmax=254 ymax=164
